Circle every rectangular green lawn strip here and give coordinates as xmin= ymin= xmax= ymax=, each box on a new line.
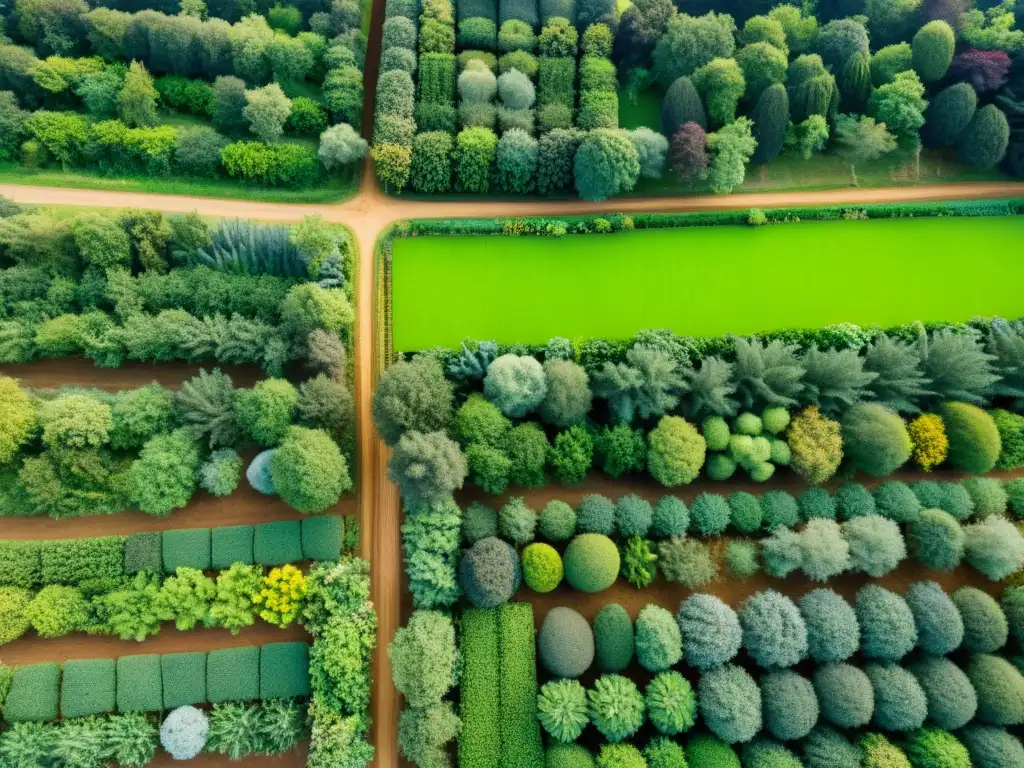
xmin=497 ymin=602 xmax=543 ymax=768
xmin=207 ymin=646 xmax=260 ymax=703
xmin=161 ymin=652 xmax=207 ymax=708
xmin=391 ymin=216 xmax=1024 ymax=350
xmin=4 ymin=663 xmax=60 ymax=722
xmin=61 ymin=659 xmax=116 ymax=718
xmin=116 ymin=655 xmax=163 ymax=713
xmin=460 ymin=608 xmax=501 ymax=768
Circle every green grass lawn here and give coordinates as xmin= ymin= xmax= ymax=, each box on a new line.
xmin=618 ymin=86 xmax=662 ymax=131
xmin=391 ymin=215 xmax=1024 ymax=350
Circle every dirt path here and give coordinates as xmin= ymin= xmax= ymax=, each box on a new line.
xmin=2 ymin=359 xmax=265 ymax=391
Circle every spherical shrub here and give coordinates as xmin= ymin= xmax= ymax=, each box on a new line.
xmin=760 ymin=669 xmax=818 ymax=741
xmin=799 ymin=588 xmax=859 ymax=663
xmin=968 ymin=654 xmax=1024 ymax=725
xmin=939 ymin=402 xmax=1001 ymax=473
xmin=905 ymin=580 xmax=964 ymax=655
xmin=1003 ymin=587 xmax=1024 ymax=648
xmin=539 ymin=500 xmax=576 ymax=541
xmin=761 ymin=527 xmax=803 ymax=579
xmin=799 ymin=487 xmax=837 ymax=521
xmin=861 ymin=733 xmax=912 ymax=768
xmin=841 ymin=403 xmax=912 ymax=477
xmin=729 ymin=492 xmax=763 ymax=534
xmin=698 ymin=664 xmax=762 ymax=744
xmin=636 ymin=604 xmax=683 ymax=672
xmin=0 ymin=587 xmax=30 ymax=645
xmin=459 ymin=536 xmax=522 ymax=607
xmin=905 ymin=728 xmax=970 ymax=768
xmin=707 ymin=453 xmax=738 ymax=481
xmin=837 ymin=482 xmax=877 ymax=520
xmin=908 ymin=508 xmax=964 ymax=570
xmin=761 ymin=491 xmax=799 ymax=530
xmin=658 ymin=537 xmax=717 ymax=588
xmin=703 ymin=416 xmax=731 ymax=451
xmin=939 ymin=482 xmax=974 ymax=521
xmin=768 ymin=439 xmax=790 ymax=466
xmin=742 ymin=739 xmax=802 ymax=768
xmin=522 ymin=543 xmax=563 ymax=593
xmin=564 ymin=533 xmax=619 ymax=592
xmin=499 ymin=497 xmax=538 ymax=545
xmin=735 ymin=412 xmax=763 ymax=436
xmin=547 ymin=744 xmax=595 ymax=768
xmin=270 ymin=427 xmax=351 ymax=513
xmin=959 ymin=726 xmax=1024 ymax=768
xmin=725 ymin=540 xmax=760 ymax=579
xmin=539 ymin=607 xmax=595 ymax=678
xmin=160 ymin=706 xmax=209 ymax=760
xmin=761 ymin=407 xmax=790 ymax=434
xmin=678 ymin=593 xmax=742 ymax=670
xmin=588 ymin=674 xmax=645 ymax=743
xmin=593 ymin=603 xmax=634 ymax=673
xmin=865 ymin=662 xmax=928 ymax=732
xmin=538 ymin=678 xmax=589 ymax=744
xmin=651 ymin=495 xmax=688 ymax=537
xmin=874 ymin=481 xmax=922 ymax=523
xmin=802 ymin=727 xmax=863 ymax=768
xmin=857 ymin=585 xmax=917 ymax=662
xmin=964 ymin=515 xmax=1024 ymax=581
xmin=962 ymin=477 xmax=1008 ymax=519
xmin=484 ymin=354 xmax=547 ymax=418
xmin=907 ymin=655 xmax=977 ymax=730
xmin=616 ymin=494 xmax=653 ymax=538
xmin=689 ymin=492 xmax=731 ymax=536
xmin=247 ymin=449 xmax=276 ymax=494
xmin=953 ymin=587 xmax=1008 ymax=653
xmin=646 ymin=670 xmax=697 ymax=736
xmin=645 ymin=737 xmax=688 ymax=768
xmin=596 ymin=744 xmax=645 ymax=768
xmin=799 ymin=518 xmax=851 ymax=582
xmin=814 ymin=662 xmax=875 ymax=728
xmin=740 ymin=589 xmax=807 ymax=669
xmin=686 ymin=735 xmax=741 ymax=768
xmin=843 ymin=514 xmax=907 ymax=577
xmin=576 ymin=494 xmax=615 ymax=535
xmin=463 ymin=502 xmax=498 ymax=544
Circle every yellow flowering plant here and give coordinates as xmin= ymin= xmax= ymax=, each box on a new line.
xmin=908 ymin=413 xmax=948 ymax=471
xmin=252 ymin=565 xmax=307 ymax=627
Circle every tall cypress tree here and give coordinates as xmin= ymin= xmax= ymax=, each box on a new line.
xmin=751 ymin=83 xmax=789 ymax=165
xmin=840 ymin=51 xmax=872 ymax=112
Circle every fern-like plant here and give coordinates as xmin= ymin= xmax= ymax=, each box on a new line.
xmin=684 ymin=356 xmax=739 ymax=420
xmin=190 ymin=219 xmax=307 ymax=277
xmin=801 ymin=346 xmax=878 ymax=416
xmin=447 ymin=340 xmax=498 ymax=381
xmin=206 ymin=703 xmax=262 ymax=760
xmin=919 ymin=327 xmax=999 ymax=406
xmin=732 ymin=338 xmax=806 ymax=410
xmin=592 ymin=344 xmax=683 ymax=424
xmin=174 ymin=368 xmax=240 ymax=448
xmin=986 ymin=320 xmax=1024 ymax=408
xmin=863 ymin=333 xmax=932 ymax=412
xmin=538 ymin=679 xmax=590 ymax=743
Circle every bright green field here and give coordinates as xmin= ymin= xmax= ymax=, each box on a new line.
xmin=391 ymin=216 xmax=1024 ymax=351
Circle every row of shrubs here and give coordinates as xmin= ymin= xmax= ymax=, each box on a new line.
xmin=1 ymin=373 xmax=352 ymax=518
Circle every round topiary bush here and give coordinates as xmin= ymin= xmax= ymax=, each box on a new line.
xmin=962 ymin=477 xmax=1008 ymax=519
xmin=593 ymin=604 xmax=634 ymax=673
xmin=964 ymin=515 xmax=1024 ymax=581
xmin=842 ymin=514 xmax=907 ymax=577
xmin=760 ymin=669 xmax=819 ymax=741
xmin=841 ymin=403 xmax=913 ymax=477
xmin=537 ymin=678 xmax=588 ymax=744
xmin=689 ymin=492 xmax=731 ymax=536
xmin=802 ymin=727 xmax=864 ymax=768
xmin=685 ymin=735 xmax=741 ymax=768
xmin=645 ymin=670 xmax=697 ymax=736
xmin=799 ymin=487 xmax=837 ymax=521
xmin=865 ymin=662 xmax=928 ymax=732
xmin=874 ymin=481 xmax=922 ymax=523
xmin=861 ymin=733 xmax=912 ymax=768
xmin=813 ymin=662 xmax=875 ymax=729
xmin=734 ymin=412 xmax=763 ymax=436
xmin=270 ymin=427 xmax=351 ymax=513
xmin=576 ymin=494 xmax=615 ymax=535
xmin=907 ymin=655 xmax=977 ymax=730
xmin=740 ymin=589 xmax=808 ymax=669
xmin=459 ymin=536 xmax=522 ymax=607
xmin=939 ymin=482 xmax=974 ymax=521
xmin=596 ymin=744 xmax=645 ymax=768
xmin=160 ymin=706 xmax=209 ymax=760
xmin=959 ymin=726 xmax=1024 ymax=768
xmin=645 ymin=737 xmax=688 ymax=768
xmin=837 ymin=482 xmax=876 ymax=520
xmin=522 ymin=543 xmax=564 ymax=593
xmin=651 ymin=495 xmax=688 ymax=537
xmin=539 ymin=607 xmax=595 ymax=678
xmin=703 ymin=416 xmax=731 ymax=450
xmin=857 ymin=584 xmax=917 ymax=662
xmin=539 ymin=500 xmax=576 ymax=541
xmin=742 ymin=739 xmax=803 ymax=768
xmin=761 ymin=491 xmax=799 ymax=530
xmin=728 ymin=492 xmax=763 ymax=534
xmin=905 ymin=580 xmax=964 ymax=655
xmin=697 ymin=663 xmax=762 ymax=744
xmin=908 ymin=509 xmax=964 ymax=570
xmin=463 ymin=502 xmax=498 ymax=544
xmin=761 ymin=407 xmax=789 ymax=434
xmin=968 ymin=654 xmax=1024 ymax=725
xmin=707 ymin=453 xmax=738 ymax=481
xmin=635 ymin=604 xmax=683 ymax=672
xmin=799 ymin=518 xmax=851 ymax=582
xmin=724 ymin=540 xmax=760 ymax=579
xmin=498 ymin=497 xmax=537 ymax=545
xmin=647 ymin=415 xmax=706 ymax=487
xmin=953 ymin=586 xmax=1008 ymax=653
xmin=547 ymin=744 xmax=596 ymax=768
xmin=678 ymin=593 xmax=742 ymax=670
xmin=939 ymin=402 xmax=1001 ymax=474
xmin=615 ymin=494 xmax=653 ymax=538
xmin=905 ymin=728 xmax=971 ymax=768
xmin=587 ymin=674 xmax=645 ymax=743
xmin=564 ymin=534 xmax=619 ymax=593
xmin=799 ymin=588 xmax=860 ymax=664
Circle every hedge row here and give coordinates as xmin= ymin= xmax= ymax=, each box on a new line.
xmin=499 ymin=602 xmax=545 ymax=768
xmin=0 ymin=642 xmax=309 ymax=722
xmin=460 ymin=608 xmax=502 ymax=768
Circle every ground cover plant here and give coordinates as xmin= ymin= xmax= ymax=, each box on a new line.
xmin=373 ymin=0 xmax=1024 ymax=199
xmin=0 ymin=0 xmax=371 ymax=197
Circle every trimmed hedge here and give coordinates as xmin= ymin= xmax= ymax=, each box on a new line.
xmin=116 ymin=654 xmax=163 ymax=713
xmin=593 ymin=603 xmax=634 ymax=672
xmin=254 ymin=521 xmax=303 ymax=566
xmin=125 ymin=532 xmax=162 ymax=574
xmin=207 ymin=646 xmax=260 ymax=703
xmin=162 ymin=528 xmax=212 ymax=571
xmin=301 ymin=516 xmax=344 ymax=561
xmin=211 ymin=525 xmax=255 ymax=569
xmin=260 ymin=642 xmax=310 ymax=700
xmin=3 ymin=663 xmax=60 ymax=722
xmin=0 ymin=541 xmax=41 ymax=588
xmin=461 ymin=608 xmax=501 ymax=768
xmin=498 ymin=602 xmax=544 ymax=768
xmin=41 ymin=536 xmax=125 ymax=585
xmin=162 ymin=652 xmax=208 ymax=708
xmin=61 ymin=658 xmax=116 ymax=718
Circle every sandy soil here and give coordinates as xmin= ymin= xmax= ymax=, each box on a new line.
xmin=2 ymin=358 xmax=265 ymax=391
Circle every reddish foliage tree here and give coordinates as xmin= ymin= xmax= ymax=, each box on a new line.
xmin=668 ymin=122 xmax=709 ymax=185
xmin=949 ymin=49 xmax=1011 ymax=93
